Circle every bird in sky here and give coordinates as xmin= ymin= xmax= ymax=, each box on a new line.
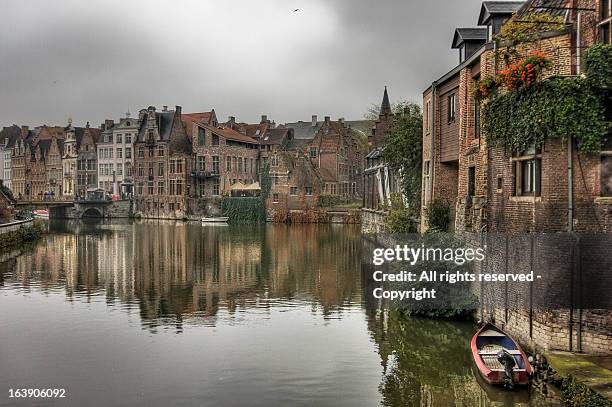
xmin=293 ymin=8 xmax=300 ymax=12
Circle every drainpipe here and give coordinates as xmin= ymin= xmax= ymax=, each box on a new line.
xmin=429 ymin=81 xmax=437 ymax=207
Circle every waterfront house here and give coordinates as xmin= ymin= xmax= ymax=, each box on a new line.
xmin=0 ymin=125 xmax=21 ymax=192
xmin=133 ymin=105 xmax=192 ymax=219
xmin=75 ymin=123 xmax=101 ymax=199
xmin=97 ymin=115 xmax=139 ymax=197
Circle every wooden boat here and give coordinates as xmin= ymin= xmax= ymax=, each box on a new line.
xmin=471 ymin=323 xmax=533 ymax=387
xmin=201 ymin=217 xmax=229 ymax=224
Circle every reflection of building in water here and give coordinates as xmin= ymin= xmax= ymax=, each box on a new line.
xmin=263 ymin=224 xmax=362 ymax=313
xmin=132 ymin=221 xmax=262 ymax=326
xmin=96 ymin=224 xmax=135 ymax=304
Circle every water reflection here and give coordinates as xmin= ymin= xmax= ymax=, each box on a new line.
xmin=0 ymin=221 xmax=556 ymax=406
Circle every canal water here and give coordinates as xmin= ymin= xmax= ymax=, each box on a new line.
xmin=0 ymin=221 xmax=557 ymax=406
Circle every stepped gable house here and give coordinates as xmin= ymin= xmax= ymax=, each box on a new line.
xmin=133 ymin=105 xmax=192 ymax=219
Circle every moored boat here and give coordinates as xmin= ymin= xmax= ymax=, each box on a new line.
xmin=201 ymin=217 xmax=229 ymax=224
xmin=32 ymin=209 xmax=49 ymax=219
xmin=471 ymin=323 xmax=533 ymax=388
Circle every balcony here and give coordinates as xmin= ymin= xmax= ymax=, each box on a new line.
xmin=191 ymin=170 xmax=219 ymax=179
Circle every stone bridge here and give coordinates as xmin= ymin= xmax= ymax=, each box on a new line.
xmin=14 ymin=200 xmax=133 ymax=219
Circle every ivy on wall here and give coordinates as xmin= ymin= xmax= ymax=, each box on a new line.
xmin=481 ymin=44 xmax=612 ymax=154
xmin=221 ymin=163 xmax=271 ymax=224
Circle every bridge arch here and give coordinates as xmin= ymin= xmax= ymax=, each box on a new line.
xmin=81 ymin=207 xmax=104 ymax=219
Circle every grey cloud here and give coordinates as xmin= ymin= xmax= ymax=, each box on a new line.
xmin=0 ymin=0 xmax=486 ymax=127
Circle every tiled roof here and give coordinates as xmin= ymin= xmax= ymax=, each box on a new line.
xmin=182 ymin=111 xmax=215 ymax=139
xmin=478 ymin=1 xmax=525 ymax=24
xmin=260 ymin=128 xmax=292 ymax=146
xmin=519 ymin=0 xmax=570 ymax=18
xmin=0 ymin=125 xmax=22 ymax=148
xmin=199 ymin=123 xmax=258 ymax=144
xmin=282 ymin=119 xmax=373 ymax=140
xmin=452 ymin=27 xmax=488 ymax=48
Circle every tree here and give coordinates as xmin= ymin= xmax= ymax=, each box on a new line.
xmin=382 ymin=102 xmax=423 ymax=211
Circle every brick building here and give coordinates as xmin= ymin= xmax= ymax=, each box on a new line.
xmin=421 ymin=0 xmax=612 ymax=354
xmin=305 ymin=116 xmax=364 ymax=200
xmin=133 ymin=105 xmax=192 ymax=219
xmin=189 ymin=121 xmax=259 ymax=198
xmin=75 ymin=123 xmax=100 ymax=199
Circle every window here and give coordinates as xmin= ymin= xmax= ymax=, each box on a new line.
xmin=157 ymin=181 xmax=164 ymax=195
xmin=176 ymin=180 xmax=183 ymax=195
xmin=474 ymin=100 xmax=481 ymax=139
xmin=198 ymin=128 xmax=205 ymax=146
xmin=226 ymin=157 xmax=231 ymax=171
xmin=117 ymin=164 xmax=123 ymax=176
xmin=176 ymin=160 xmax=183 ymax=174
xmin=137 ymin=163 xmax=144 ymax=177
xmin=136 ymin=182 xmax=143 ymax=195
xmin=126 ymin=135 xmax=132 ymax=144
xmin=447 ymin=93 xmax=456 ymax=122
xmin=238 ymin=157 xmax=243 ymax=172
xmin=213 ymin=178 xmax=220 ymax=196
xmin=212 ymin=134 xmax=219 ymax=146
xmin=198 ymin=156 xmax=205 ymax=171
xmin=158 ymin=146 xmax=164 ymax=157
xmin=212 ymin=156 xmax=219 ymax=174
xmin=147 ymin=181 xmax=154 ymax=195
xmin=290 ymin=187 xmax=298 ymax=196
xmin=117 ymin=134 xmax=122 ymax=144
xmin=148 ymin=166 xmax=154 ymax=178
xmin=423 ymin=160 xmax=431 ymax=206
xmin=125 ymin=147 xmax=132 ymax=159
xmin=305 ymin=187 xmax=313 ymax=196
xmin=138 ymin=147 xmax=144 ymax=158
xmin=158 ymin=162 xmax=164 ymax=177
xmin=126 ymin=163 xmax=132 ymax=177
xmin=600 ymin=0 xmax=611 ymax=45
xmin=273 ymin=193 xmax=279 ymax=203
xmin=117 ymin=148 xmax=122 ymax=158
xmin=310 ymin=148 xmax=317 ymax=158
xmin=425 ymin=100 xmax=431 ymax=133
xmin=512 ymin=145 xmax=541 ymax=197
xmin=271 ymin=155 xmax=278 ymax=166
xmin=468 ymin=166 xmax=476 ymax=197
xmin=601 ymin=137 xmax=612 ymax=196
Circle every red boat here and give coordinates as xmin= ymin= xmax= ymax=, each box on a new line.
xmin=471 ymin=323 xmax=533 ymax=387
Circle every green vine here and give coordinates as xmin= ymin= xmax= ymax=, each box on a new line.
xmin=221 ymin=163 xmax=271 ymax=224
xmin=496 ymin=12 xmax=567 ymax=46
xmin=483 ymin=77 xmax=607 ymax=153
xmin=481 ymin=45 xmax=612 ymax=154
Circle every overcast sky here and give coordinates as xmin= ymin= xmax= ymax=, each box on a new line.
xmin=0 ymin=0 xmax=484 ymax=127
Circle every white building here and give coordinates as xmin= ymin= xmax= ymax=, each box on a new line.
xmin=0 ymin=125 xmax=22 ymax=192
xmin=97 ymin=115 xmax=137 ymax=196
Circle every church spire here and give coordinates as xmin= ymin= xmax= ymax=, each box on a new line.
xmin=380 ymin=86 xmax=392 ymax=116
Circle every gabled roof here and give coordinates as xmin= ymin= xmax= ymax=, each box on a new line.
xmin=138 ymin=110 xmax=176 ymax=142
xmin=452 ymin=27 xmax=488 ymax=48
xmin=478 ymin=1 xmax=524 ymax=24
xmin=182 ymin=110 xmax=216 ymax=139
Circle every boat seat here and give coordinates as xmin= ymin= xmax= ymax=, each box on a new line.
xmin=478 ymin=350 xmax=522 ymax=355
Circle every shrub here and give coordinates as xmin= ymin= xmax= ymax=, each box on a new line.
xmin=317 ymin=194 xmax=342 ymax=208
xmin=426 ymin=200 xmax=450 ymax=232
xmin=385 ymin=193 xmax=417 ymax=233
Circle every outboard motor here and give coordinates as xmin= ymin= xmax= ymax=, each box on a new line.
xmin=497 ymin=350 xmax=516 ymax=389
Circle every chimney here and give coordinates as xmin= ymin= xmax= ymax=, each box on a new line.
xmin=20 ymin=125 xmax=29 ymax=139
xmin=261 ymin=115 xmax=268 ymax=124
xmin=105 ymin=119 xmax=114 ymax=130
xmin=312 ymin=115 xmax=317 ymax=127
xmin=175 ymin=105 xmax=181 ymax=116
xmin=162 ymin=105 xmax=168 ymax=112
xmin=324 ymin=116 xmax=330 ymax=124
xmin=338 ymin=117 xmax=345 ymax=127
xmin=228 ymin=116 xmax=235 ymax=126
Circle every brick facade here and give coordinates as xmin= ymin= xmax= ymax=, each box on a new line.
xmin=133 ymin=106 xmax=192 ymax=219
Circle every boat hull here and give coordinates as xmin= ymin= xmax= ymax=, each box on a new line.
xmin=471 ymin=323 xmax=533 ymax=386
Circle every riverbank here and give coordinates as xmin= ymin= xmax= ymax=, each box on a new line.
xmin=544 ymin=352 xmax=612 ymax=406
xmin=0 ymin=219 xmax=46 ymax=251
